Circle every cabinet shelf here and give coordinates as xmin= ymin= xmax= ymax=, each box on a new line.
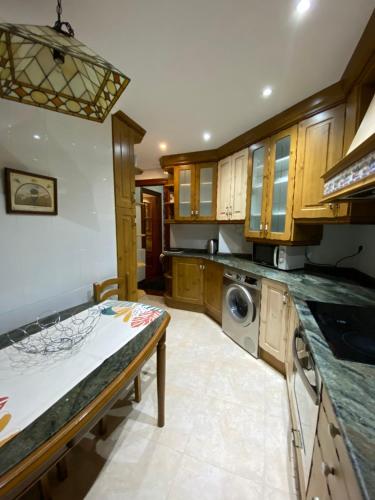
xmin=275 ymin=155 xmax=290 ymax=163
xmin=272 ymin=211 xmax=286 ymax=216
xmin=274 ymin=176 xmax=288 ymax=185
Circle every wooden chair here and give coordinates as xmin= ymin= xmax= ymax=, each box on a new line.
xmin=93 ymin=277 xmax=142 ymax=404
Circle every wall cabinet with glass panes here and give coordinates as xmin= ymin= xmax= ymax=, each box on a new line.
xmin=174 ymin=163 xmax=217 ymax=221
xmin=245 ymin=125 xmax=322 ymax=243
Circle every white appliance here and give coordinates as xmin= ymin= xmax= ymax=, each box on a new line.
xmin=253 ymin=243 xmax=306 ymax=270
xmin=222 ymin=269 xmax=261 ymax=358
xmin=288 ymin=325 xmax=322 ymax=492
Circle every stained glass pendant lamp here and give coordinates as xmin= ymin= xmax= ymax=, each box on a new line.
xmin=0 ymin=0 xmax=130 ymax=122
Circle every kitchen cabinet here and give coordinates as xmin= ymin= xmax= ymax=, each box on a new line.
xmin=245 ymin=126 xmax=321 ymax=243
xmin=172 ymin=257 xmax=204 ymax=305
xmin=204 ymin=261 xmax=223 ymax=323
xmin=259 ymin=279 xmax=289 ymax=364
xmin=293 ymin=105 xmax=348 ymax=220
xmin=174 ymin=163 xmax=217 ymax=221
xmin=167 ymin=257 xmax=223 ymax=320
xmin=306 ymin=438 xmax=332 ymax=500
xmin=217 ymin=148 xmax=248 ymax=221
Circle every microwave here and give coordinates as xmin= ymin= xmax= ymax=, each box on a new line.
xmin=253 ymin=243 xmax=306 ymax=270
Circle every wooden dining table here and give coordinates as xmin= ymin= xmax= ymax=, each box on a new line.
xmin=0 ymin=300 xmax=170 ymax=499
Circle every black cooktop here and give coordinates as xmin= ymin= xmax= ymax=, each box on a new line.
xmin=307 ymin=301 xmax=375 ymax=365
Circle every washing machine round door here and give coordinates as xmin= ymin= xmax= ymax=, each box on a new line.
xmin=225 ymin=284 xmax=255 ymax=326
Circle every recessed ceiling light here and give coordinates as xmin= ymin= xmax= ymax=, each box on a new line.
xmin=203 ymin=132 xmax=211 ymax=142
xmin=33 ymin=134 xmax=41 ymax=140
xmin=262 ymin=86 xmax=272 ymax=98
xmin=159 ymin=142 xmax=167 ymax=151
xmin=296 ymin=0 xmax=311 ymax=14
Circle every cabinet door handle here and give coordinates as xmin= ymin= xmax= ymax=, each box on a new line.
xmin=195 ymin=210 xmax=199 ymax=215
xmin=259 ymin=223 xmax=263 ymax=231
xmin=191 ymin=210 xmax=194 ymax=215
xmin=282 ymin=291 xmax=288 ymax=304
xmin=264 ymin=223 xmax=268 ymax=233
xmin=321 ymin=462 xmax=335 ymax=477
xmin=329 ymin=423 xmax=340 ymax=438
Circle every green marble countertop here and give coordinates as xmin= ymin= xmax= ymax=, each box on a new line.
xmin=0 ymin=301 xmax=169 ymax=478
xmin=173 ymin=252 xmax=375 ymax=500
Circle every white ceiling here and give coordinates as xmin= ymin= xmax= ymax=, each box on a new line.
xmin=1 ymin=0 xmax=374 ymax=170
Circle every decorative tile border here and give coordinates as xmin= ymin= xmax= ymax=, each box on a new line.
xmin=324 ymin=150 xmax=375 ymax=196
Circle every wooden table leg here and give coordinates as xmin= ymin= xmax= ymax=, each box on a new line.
xmin=157 ymin=332 xmax=166 ymax=428
xmin=134 ymin=374 xmax=142 ymax=403
xmin=39 ymin=475 xmax=52 ymax=500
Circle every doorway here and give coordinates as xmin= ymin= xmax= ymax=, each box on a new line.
xmin=138 ymin=187 xmax=164 ymax=294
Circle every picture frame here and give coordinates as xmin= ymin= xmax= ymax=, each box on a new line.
xmin=4 ymin=168 xmax=58 ymax=215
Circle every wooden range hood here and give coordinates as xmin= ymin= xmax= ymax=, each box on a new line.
xmin=322 ymin=93 xmax=375 ymax=201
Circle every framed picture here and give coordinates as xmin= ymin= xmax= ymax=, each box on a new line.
xmin=4 ymin=168 xmax=58 ymax=215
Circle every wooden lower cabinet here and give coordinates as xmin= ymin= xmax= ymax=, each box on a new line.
xmin=259 ymin=279 xmax=289 ymax=364
xmin=167 ymin=257 xmax=223 ymax=321
xmin=204 ymin=260 xmax=223 ymax=323
xmin=307 ymin=438 xmax=332 ymax=500
xmin=172 ymin=257 xmax=204 ymax=305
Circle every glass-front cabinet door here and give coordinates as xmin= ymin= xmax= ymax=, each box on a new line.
xmin=245 ymin=141 xmax=269 ymax=238
xmin=266 ymin=126 xmax=297 ymax=240
xmin=175 ymin=165 xmax=194 ymax=220
xmin=195 ymin=163 xmax=217 ymax=220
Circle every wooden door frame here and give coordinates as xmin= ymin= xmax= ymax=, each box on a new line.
xmin=140 ymin=188 xmax=163 ymax=279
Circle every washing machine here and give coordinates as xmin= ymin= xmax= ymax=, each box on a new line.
xmin=222 ymin=268 xmax=261 ymax=358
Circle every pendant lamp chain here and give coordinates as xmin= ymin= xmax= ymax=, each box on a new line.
xmin=53 ymin=0 xmax=74 ymax=37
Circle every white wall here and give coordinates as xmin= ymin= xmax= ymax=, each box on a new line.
xmin=170 ymin=224 xmax=218 ymax=249
xmin=307 ymin=224 xmax=375 ymax=277
xmin=0 ymin=100 xmax=117 ymax=334
xmin=218 ymin=224 xmax=252 ymax=254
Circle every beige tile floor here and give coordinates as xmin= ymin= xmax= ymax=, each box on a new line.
xmin=25 ymin=295 xmax=297 ymax=500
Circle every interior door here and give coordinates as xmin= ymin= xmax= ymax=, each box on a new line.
xmin=174 ymin=165 xmax=195 ymax=220
xmin=230 ymin=148 xmax=248 ymax=220
xmin=293 ymin=105 xmax=347 ymax=220
xmin=217 ymin=156 xmax=232 ymax=220
xmin=141 ymin=189 xmax=163 ymax=279
xmin=195 ymin=163 xmax=217 ymax=221
xmin=265 ymin=126 xmax=297 ymax=241
xmin=245 ymin=140 xmax=269 ymax=239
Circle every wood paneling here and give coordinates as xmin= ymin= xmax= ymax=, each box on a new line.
xmin=306 ymin=438 xmax=332 ymax=500
xmin=204 ymin=261 xmax=223 ymax=323
xmin=172 ymin=257 xmax=204 ymax=305
xmin=112 ymin=112 xmax=145 ymax=301
xmin=293 ymin=105 xmax=347 ymax=220
xmin=259 ymin=279 xmax=289 ymax=363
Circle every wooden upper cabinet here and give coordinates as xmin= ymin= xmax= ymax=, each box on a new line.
xmin=266 ymin=126 xmax=298 ymax=241
xmin=217 ymin=149 xmax=248 ymax=221
xmin=217 ymin=156 xmax=232 ymax=220
xmin=245 ymin=140 xmax=269 ymax=239
xmin=245 ymin=126 xmax=307 ymax=242
xmin=195 ymin=163 xmax=217 ymax=221
xmin=231 ymin=149 xmax=249 ymax=219
xmin=172 ymin=257 xmax=204 ymax=304
xmin=174 ymin=163 xmax=217 ymax=221
xmin=293 ymin=105 xmax=347 ymax=220
xmin=175 ymin=165 xmax=194 ymax=220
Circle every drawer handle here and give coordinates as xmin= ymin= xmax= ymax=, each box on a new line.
xmin=321 ymin=462 xmax=335 ymax=477
xmin=329 ymin=422 xmax=340 ymax=438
